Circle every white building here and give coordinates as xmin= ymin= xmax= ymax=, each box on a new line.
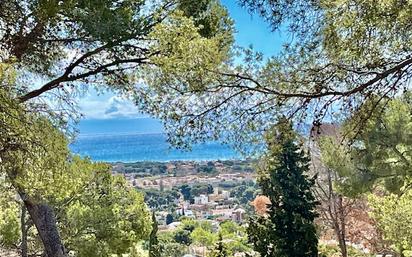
xmin=194 ymin=194 xmax=208 ymax=205
xmin=221 ymin=190 xmax=230 ymax=200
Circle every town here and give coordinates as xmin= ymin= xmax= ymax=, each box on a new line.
xmin=114 ymin=160 xmax=258 ymax=227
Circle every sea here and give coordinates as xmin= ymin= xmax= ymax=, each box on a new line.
xmin=69 ymin=118 xmax=241 ymax=162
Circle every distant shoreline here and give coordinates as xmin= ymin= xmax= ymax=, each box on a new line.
xmin=112 ymin=159 xmax=256 ymax=178
xmin=109 ymin=158 xmax=250 ymax=165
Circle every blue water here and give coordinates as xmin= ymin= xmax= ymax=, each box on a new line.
xmin=70 ymin=118 xmax=241 ymax=162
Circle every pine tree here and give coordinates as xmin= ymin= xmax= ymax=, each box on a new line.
xmin=248 ymin=119 xmax=319 ymax=257
xmin=149 ymin=212 xmax=160 ymax=257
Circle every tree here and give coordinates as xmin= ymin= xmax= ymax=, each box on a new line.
xmin=174 ymin=229 xmax=192 ymax=246
xmin=0 ymin=156 xmax=151 ymax=257
xmin=309 ymin=128 xmax=354 ymax=257
xmin=369 ymin=187 xmax=412 ymax=257
xmin=0 ymin=1 xmax=233 ymax=256
xmin=219 ymin=221 xmax=252 ymax=255
xmin=208 ymin=233 xmax=228 ymax=257
xmin=0 ymin=85 xmax=81 ymax=257
xmin=0 ymin=178 xmax=20 ymax=249
xmin=191 ymin=227 xmax=217 ymax=256
xmin=248 ymin=119 xmax=319 ymax=257
xmin=58 ymin=165 xmax=151 ymax=257
xmin=166 ymin=214 xmax=174 ymax=225
xmin=149 ymin=212 xmax=160 ymax=257
xmin=136 ymin=1 xmax=412 ymax=153
xmin=317 ymin=96 xmax=412 ymax=256
xmin=321 ymin=96 xmax=412 ymax=195
xmin=178 ymin=184 xmax=192 ymax=201
xmin=311 ymin=159 xmax=354 ymax=257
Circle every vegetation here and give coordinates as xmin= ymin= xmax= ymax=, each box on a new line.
xmin=369 ymin=190 xmax=412 ymax=257
xmin=136 ymin=0 xmax=412 ymax=154
xmin=318 ymin=244 xmax=372 ymax=257
xmin=248 ymin=120 xmax=319 ymax=257
xmin=208 ymin=233 xmax=228 ymax=257
xmin=321 ymin=96 xmax=412 ymax=196
xmin=116 ymin=162 xmax=168 ymax=176
xmin=0 ymin=158 xmax=151 ymax=257
xmin=155 ymin=219 xmax=252 ymax=257
xmin=113 ymin=159 xmax=255 ymax=177
xmin=0 ymin=0 xmax=232 ymax=255
xmin=149 ymin=212 xmax=160 ymax=257
xmin=1 ymin=1 xmax=412 ymax=257
xmin=144 ymin=189 xmax=180 ymax=209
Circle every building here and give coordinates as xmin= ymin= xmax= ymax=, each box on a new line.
xmin=194 ymin=194 xmax=209 ymax=205
xmin=232 ymin=208 xmax=246 ymax=222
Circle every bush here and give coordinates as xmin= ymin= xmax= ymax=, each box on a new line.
xmin=318 ymin=244 xmax=372 ymax=257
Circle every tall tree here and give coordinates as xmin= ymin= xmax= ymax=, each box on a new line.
xmin=248 ymin=119 xmax=319 ymax=257
xmin=149 ymin=212 xmax=160 ymax=257
xmin=0 ymin=1 xmax=233 ymax=256
xmin=309 ymin=128 xmax=353 ymax=257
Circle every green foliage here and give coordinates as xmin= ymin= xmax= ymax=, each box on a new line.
xmin=1 ymin=1 xmax=234 ymax=256
xmin=143 ymin=10 xmax=230 ymax=97
xmin=191 ymin=227 xmax=217 ymax=248
xmin=174 ymin=229 xmax=193 ymax=246
xmin=178 ymin=184 xmax=192 ymax=201
xmin=159 ymin=242 xmax=187 ymax=257
xmin=0 ymin=205 xmax=19 ymax=248
xmin=144 ymin=189 xmax=180 ymax=209
xmin=0 ymin=179 xmax=20 ymax=248
xmin=157 ymin=231 xmax=189 ymax=256
xmin=129 ymin=243 xmax=149 ymax=257
xmin=219 ymin=221 xmax=252 ymax=255
xmin=117 ymin=162 xmax=168 ymax=176
xmin=0 ymin=141 xmax=151 ymax=257
xmin=248 ymin=119 xmax=319 ymax=257
xmin=369 ymin=188 xmax=412 ymax=256
xmin=191 ymin=184 xmax=214 ymax=197
xmin=155 ymin=219 xmax=252 ymax=256
xmin=208 ymin=233 xmax=228 ymax=257
xmin=166 ymin=214 xmax=174 ymax=225
xmin=178 ymin=0 xmax=234 ymax=43
xmin=60 ymin=169 xmax=151 ymax=257
xmin=1 ymin=0 xmax=233 ymax=91
xmin=149 ymin=212 xmax=160 ymax=257
xmin=321 ymin=96 xmax=412 ymax=195
xmin=135 ymin=0 xmax=412 ymax=154
xmin=230 ymin=183 xmax=259 ymax=207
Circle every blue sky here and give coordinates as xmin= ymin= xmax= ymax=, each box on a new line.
xmin=78 ymin=1 xmax=285 ymax=123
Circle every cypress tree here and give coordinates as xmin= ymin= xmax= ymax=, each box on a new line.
xmin=248 ymin=119 xmax=319 ymax=257
xmin=149 ymin=212 xmax=160 ymax=257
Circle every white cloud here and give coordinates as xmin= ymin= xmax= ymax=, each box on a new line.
xmin=78 ymin=91 xmax=147 ymax=120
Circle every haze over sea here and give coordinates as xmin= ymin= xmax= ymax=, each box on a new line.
xmin=70 ymin=118 xmax=241 ymax=162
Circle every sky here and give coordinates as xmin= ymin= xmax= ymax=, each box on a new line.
xmin=77 ymin=1 xmax=285 ymax=130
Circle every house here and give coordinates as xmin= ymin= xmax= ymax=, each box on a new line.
xmin=194 ymin=194 xmax=208 ymax=205
xmin=232 ymin=208 xmax=246 ymax=222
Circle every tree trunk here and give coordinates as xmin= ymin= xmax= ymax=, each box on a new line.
xmin=23 ymin=199 xmax=67 ymax=257
xmin=332 ymin=195 xmax=347 ymax=257
xmin=337 ymin=231 xmax=348 ymax=257
xmin=21 ymin=205 xmax=28 ymax=257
